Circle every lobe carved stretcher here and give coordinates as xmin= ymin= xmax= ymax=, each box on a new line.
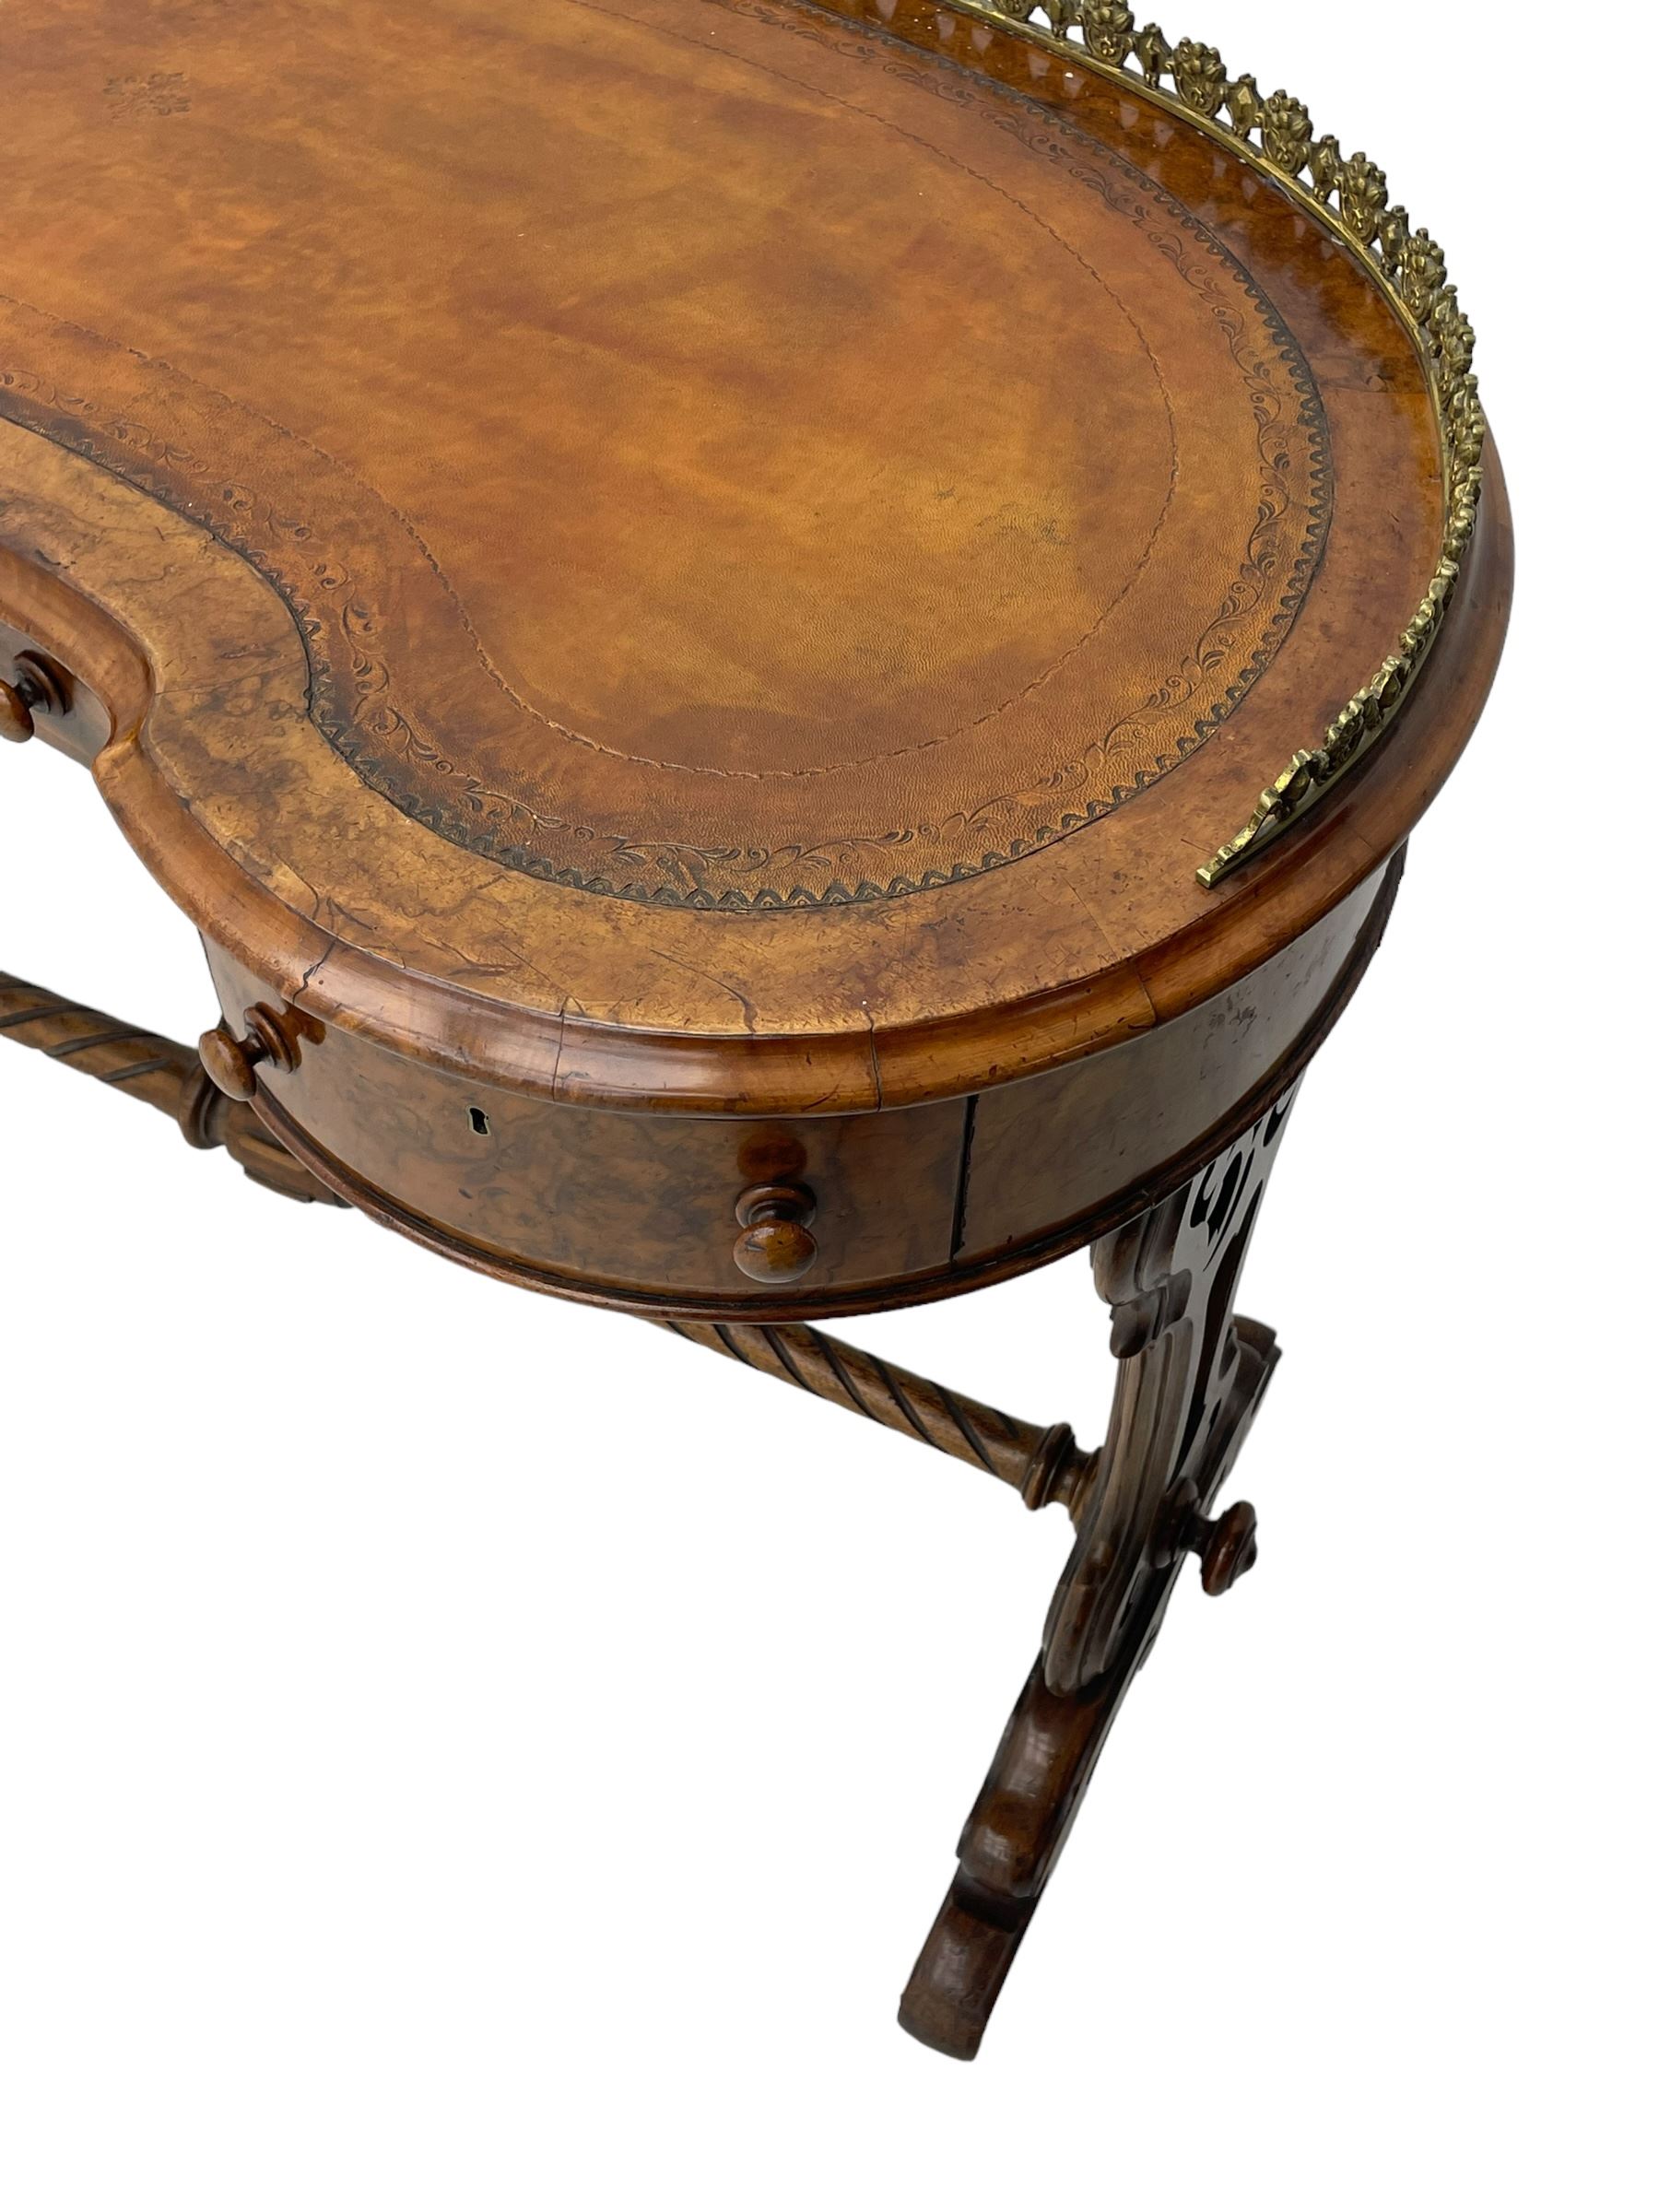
xmin=2 ymin=971 xmax=1287 ymax=2060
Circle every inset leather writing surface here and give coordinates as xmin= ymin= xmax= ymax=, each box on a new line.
xmin=0 ymin=0 xmax=1492 ymax=1109
xmin=10 ymin=0 xmax=1332 ymax=910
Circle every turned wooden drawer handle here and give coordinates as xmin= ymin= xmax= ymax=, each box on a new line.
xmin=733 ymin=1181 xmax=818 ymax=1286
xmin=198 ymin=1002 xmax=304 ymax=1100
xmin=0 ymin=649 xmax=75 ymax=743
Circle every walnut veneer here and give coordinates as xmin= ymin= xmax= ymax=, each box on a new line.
xmin=0 ymin=0 xmax=1511 ymax=2056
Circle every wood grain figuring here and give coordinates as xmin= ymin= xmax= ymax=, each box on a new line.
xmin=203 ymin=946 xmax=969 ymax=1303
xmin=5 ymin=0 xmax=1340 ymax=906
xmin=195 ymin=855 xmax=1392 ymax=1315
xmin=0 ymin=0 xmax=1512 ymax=2064
xmin=957 ymin=867 xmax=1382 ymax=1259
xmin=902 ymin=1099 xmax=1294 ymax=2057
xmin=51 ymin=0 xmax=1335 ymax=909
xmin=0 ymin=0 xmax=1511 ymax=1124
xmin=0 ymin=971 xmax=1372 ymax=2058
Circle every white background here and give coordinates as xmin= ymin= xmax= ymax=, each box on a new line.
xmin=2 ymin=2 xmax=1653 ymax=2206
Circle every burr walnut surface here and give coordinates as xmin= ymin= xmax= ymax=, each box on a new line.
xmin=0 ymin=0 xmax=1516 ymax=2063
xmin=0 ymin=0 xmax=1486 ymax=1118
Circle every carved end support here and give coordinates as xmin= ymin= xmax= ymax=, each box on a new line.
xmin=903 ymin=1104 xmax=1296 ymax=2057
xmin=899 ymin=1884 xmax=1030 ymax=2061
xmin=900 ymin=1657 xmax=1128 ymax=2059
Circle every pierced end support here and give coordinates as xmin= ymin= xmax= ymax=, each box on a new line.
xmin=899 ymin=1886 xmax=1030 ymax=2062
xmin=900 ymin=1100 xmax=1296 ymax=2058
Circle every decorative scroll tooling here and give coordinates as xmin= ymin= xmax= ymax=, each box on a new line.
xmin=952 ymin=0 xmax=1487 ymax=885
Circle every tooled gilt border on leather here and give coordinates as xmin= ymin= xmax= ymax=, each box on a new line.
xmin=0 ymin=0 xmax=1330 ymax=911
